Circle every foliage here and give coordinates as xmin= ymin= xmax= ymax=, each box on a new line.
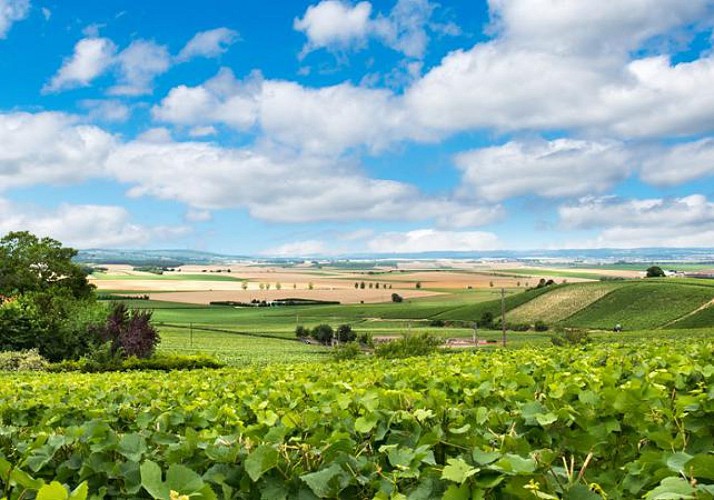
xmin=391 ymin=293 xmax=403 ymax=303
xmin=0 ymin=349 xmax=47 ymax=371
xmin=646 ymin=265 xmax=666 ymax=278
xmin=374 ymin=332 xmax=442 ymax=359
xmin=331 ymin=342 xmax=362 ymax=361
xmin=0 ymin=289 xmax=106 ymax=362
xmin=0 ymin=231 xmax=94 ymax=299
xmin=94 ymin=303 xmax=160 ymax=359
xmin=48 ymin=353 xmax=225 ymax=373
xmin=1 ymin=340 xmax=711 ymax=498
xmin=295 ymin=325 xmax=309 ymax=338
xmin=533 ymin=320 xmax=549 ymax=332
xmin=336 ymin=324 xmax=356 ymax=342
xmin=310 ymin=323 xmax=334 ymax=344
xmin=551 ymin=329 xmax=590 ymax=346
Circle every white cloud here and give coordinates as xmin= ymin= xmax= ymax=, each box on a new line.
xmin=188 ymin=125 xmax=217 ymax=137
xmin=152 ymin=69 xmax=261 ymax=131
xmin=455 ymin=139 xmax=631 ymax=202
xmin=262 ymin=240 xmax=330 ymax=257
xmin=295 ymin=0 xmax=453 ymax=59
xmin=110 ymin=39 xmax=170 ymax=96
xmin=368 ymin=229 xmax=501 ymax=253
xmin=177 ymin=27 xmax=238 ymax=61
xmin=640 ymin=138 xmax=714 ymax=185
xmin=185 ymin=208 xmax=212 ymax=222
xmin=0 ymin=112 xmax=114 ymax=190
xmin=0 ymin=198 xmax=188 ymax=248
xmin=294 ymin=1 xmax=373 ymax=55
xmin=79 ymin=99 xmax=131 ymax=122
xmin=559 ymin=194 xmax=714 ymax=248
xmin=0 ymin=0 xmax=29 ymax=38
xmin=43 ymin=37 xmax=117 ymax=93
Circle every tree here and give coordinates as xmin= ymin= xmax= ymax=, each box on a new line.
xmin=391 ymin=293 xmax=403 ymax=303
xmin=415 ymin=282 xmax=421 ymax=289
xmin=311 ymin=324 xmax=334 ymax=344
xmin=0 ymin=231 xmax=94 ymax=298
xmin=359 ymin=281 xmax=365 ymax=289
xmin=646 ymin=265 xmax=665 ymax=278
xmin=96 ymin=303 xmax=159 ymax=359
xmin=336 ymin=324 xmax=356 ymax=342
xmin=295 ymin=325 xmax=309 ymax=338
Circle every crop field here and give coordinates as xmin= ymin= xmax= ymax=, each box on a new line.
xmin=505 ymin=282 xmax=624 ymax=325
xmin=1 ymin=337 xmax=712 ymax=499
xmin=563 ymin=282 xmax=714 ymax=330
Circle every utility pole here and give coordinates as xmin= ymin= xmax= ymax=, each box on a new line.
xmin=501 ymin=288 xmax=506 ymax=347
xmin=472 ymin=321 xmax=478 ymax=347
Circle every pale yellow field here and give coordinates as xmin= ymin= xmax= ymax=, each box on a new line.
xmin=507 ymin=283 xmax=619 ymax=324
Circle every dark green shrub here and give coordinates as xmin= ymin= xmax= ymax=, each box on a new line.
xmin=295 ymin=325 xmax=309 ymax=338
xmin=358 ymin=331 xmax=374 ymax=348
xmin=646 ymin=265 xmax=665 ymax=278
xmin=311 ymin=324 xmax=334 ymax=344
xmin=391 ymin=293 xmax=403 ymax=303
xmin=534 ymin=320 xmax=549 ymax=332
xmin=48 ymin=353 xmax=225 ymax=372
xmin=429 ymin=319 xmax=446 ymax=327
xmin=336 ymin=324 xmax=356 ymax=342
xmin=375 ymin=333 xmax=442 ymax=359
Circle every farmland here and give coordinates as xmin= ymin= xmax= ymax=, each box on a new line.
xmin=3 ymin=260 xmax=714 ymax=499
xmin=1 ymin=337 xmax=712 ymax=498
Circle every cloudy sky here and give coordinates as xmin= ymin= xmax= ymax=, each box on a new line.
xmin=2 ymin=0 xmax=714 ymax=255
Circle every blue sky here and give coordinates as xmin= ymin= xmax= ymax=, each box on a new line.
xmin=2 ymin=0 xmax=714 ymax=255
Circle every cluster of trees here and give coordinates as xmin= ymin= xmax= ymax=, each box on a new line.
xmin=0 ymin=231 xmax=158 ymax=362
xmin=354 ymin=282 xmax=394 ymax=289
xmin=295 ymin=323 xmax=362 ymax=345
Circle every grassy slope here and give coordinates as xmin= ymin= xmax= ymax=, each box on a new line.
xmin=563 ymin=281 xmax=714 ymax=329
xmin=669 ymin=302 xmax=714 ymax=329
xmin=507 ymin=281 xmax=624 ymax=324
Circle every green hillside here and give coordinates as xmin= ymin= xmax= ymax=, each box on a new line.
xmin=506 ymin=281 xmax=624 ymax=324
xmin=669 ymin=301 xmax=714 ymax=329
xmin=562 ymin=281 xmax=714 ymax=330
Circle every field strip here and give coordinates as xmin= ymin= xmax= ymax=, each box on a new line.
xmin=507 ymin=283 xmax=619 ymax=324
xmin=662 ymin=298 xmax=714 ymax=328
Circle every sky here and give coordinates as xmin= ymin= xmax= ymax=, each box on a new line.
xmin=2 ymin=0 xmax=714 ymax=256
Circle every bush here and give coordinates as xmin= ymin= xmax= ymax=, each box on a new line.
xmin=391 ymin=293 xmax=403 ymax=303
xmin=332 ymin=342 xmax=362 ymax=361
xmin=0 ymin=349 xmax=47 ymax=371
xmin=479 ymin=312 xmax=495 ymax=329
xmin=551 ymin=329 xmax=590 ymax=346
xmin=533 ymin=320 xmax=549 ymax=332
xmin=375 ymin=333 xmax=442 ymax=359
xmin=646 ymin=265 xmax=665 ymax=278
xmin=95 ymin=303 xmax=160 ymax=359
xmin=358 ymin=331 xmax=374 ymax=348
xmin=429 ymin=319 xmax=446 ymax=327
xmin=336 ymin=324 xmax=357 ymax=342
xmin=48 ymin=353 xmax=225 ymax=373
xmin=295 ymin=325 xmax=309 ymax=338
xmin=311 ymin=324 xmax=334 ymax=344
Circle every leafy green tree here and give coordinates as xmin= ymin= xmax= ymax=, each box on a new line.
xmin=646 ymin=265 xmax=665 ymax=278
xmin=336 ymin=324 xmax=356 ymax=342
xmin=0 ymin=231 xmax=94 ymax=298
xmin=311 ymin=324 xmax=334 ymax=344
xmin=391 ymin=293 xmax=403 ymax=303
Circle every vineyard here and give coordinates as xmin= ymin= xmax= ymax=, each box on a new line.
xmin=1 ymin=338 xmax=712 ymax=499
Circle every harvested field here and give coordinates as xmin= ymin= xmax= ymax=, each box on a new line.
xmin=143 ymin=288 xmax=442 ymax=305
xmin=506 ymin=282 xmax=621 ymax=324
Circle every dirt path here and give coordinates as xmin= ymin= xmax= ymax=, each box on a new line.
xmin=662 ymin=298 xmax=714 ymax=328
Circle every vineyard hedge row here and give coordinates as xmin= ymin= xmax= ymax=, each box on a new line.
xmin=0 ymin=340 xmax=712 ymax=499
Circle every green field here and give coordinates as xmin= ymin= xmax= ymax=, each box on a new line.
xmin=494 ymin=268 xmax=611 ymax=280
xmin=1 ymin=336 xmax=712 ymax=499
xmin=91 ymin=271 xmax=244 ymax=282
xmin=563 ymin=281 xmax=714 ymax=330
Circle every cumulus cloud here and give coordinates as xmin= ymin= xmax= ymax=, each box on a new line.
xmin=0 ymin=0 xmax=29 ymax=39
xmin=368 ymin=229 xmax=501 ymax=253
xmin=559 ymin=194 xmax=714 ymax=248
xmin=487 ymin=0 xmax=713 ymax=56
xmin=294 ymin=1 xmax=373 ymax=55
xmin=455 ymin=139 xmax=631 ymax=202
xmin=0 ymin=198 xmax=188 ymax=248
xmin=295 ymin=0 xmax=454 ymax=59
xmin=0 ymin=112 xmax=114 ymax=190
xmin=110 ymin=39 xmax=171 ymax=96
xmin=177 ymin=27 xmax=238 ymax=61
xmin=640 ymin=138 xmax=714 ymax=185
xmin=43 ymin=37 xmax=117 ymax=93
xmin=79 ymin=99 xmax=131 ymax=122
